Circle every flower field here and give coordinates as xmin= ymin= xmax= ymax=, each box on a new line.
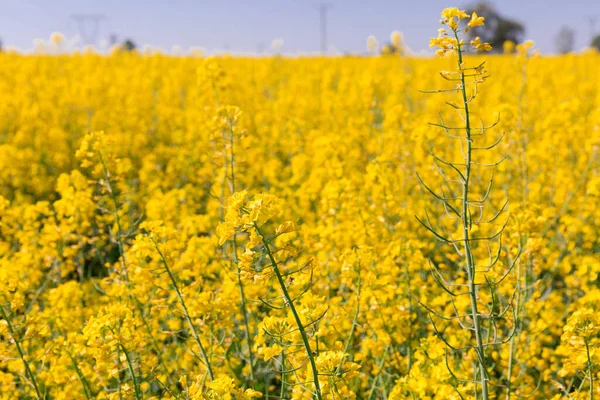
xmin=1 ymin=9 xmax=600 ymax=399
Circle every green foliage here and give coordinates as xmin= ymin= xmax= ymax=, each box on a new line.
xmin=122 ymin=39 xmax=137 ymax=52
xmin=592 ymin=34 xmax=600 ymax=51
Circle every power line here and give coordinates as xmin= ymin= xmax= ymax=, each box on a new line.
xmin=71 ymin=14 xmax=106 ymax=45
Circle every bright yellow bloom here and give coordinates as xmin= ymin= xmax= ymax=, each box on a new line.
xmin=471 ymin=36 xmax=493 ymax=51
xmin=564 ymin=309 xmax=600 ymax=339
xmin=467 ymin=12 xmax=485 ymax=28
xmin=503 ymin=40 xmax=516 ymax=54
xmin=260 ymin=344 xmax=283 ymax=361
xmin=441 ymin=7 xmax=470 ymax=21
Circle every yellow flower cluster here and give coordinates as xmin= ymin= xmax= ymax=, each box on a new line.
xmin=430 ymin=8 xmax=492 ymax=56
xmin=0 ymin=8 xmax=599 ymax=399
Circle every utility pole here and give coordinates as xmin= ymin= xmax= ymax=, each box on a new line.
xmin=109 ymin=34 xmax=118 ymax=46
xmin=588 ymin=16 xmax=598 ymax=42
xmin=314 ymin=3 xmax=333 ymax=54
xmin=71 ymin=14 xmax=106 ymax=45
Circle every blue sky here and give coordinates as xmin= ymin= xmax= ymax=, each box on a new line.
xmin=0 ymin=0 xmax=598 ymax=54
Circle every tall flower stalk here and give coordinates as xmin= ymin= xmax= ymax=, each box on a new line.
xmin=217 ymin=192 xmax=330 ymax=399
xmin=217 ymin=106 xmax=256 ymax=381
xmin=417 ymin=8 xmax=518 ymax=399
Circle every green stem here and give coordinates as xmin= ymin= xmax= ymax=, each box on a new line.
xmin=505 ymin=325 xmax=515 ymax=400
xmin=135 ymin=298 xmax=179 ymax=391
xmin=254 ymin=223 xmax=323 ymax=400
xmin=0 ymin=305 xmax=43 ymax=399
xmin=367 ymin=346 xmax=389 ymax=400
xmin=97 ymin=151 xmax=129 ymax=283
xmin=99 ymin=151 xmax=178 ymax=392
xmin=120 ymin=343 xmax=142 ymax=400
xmin=455 ymin=30 xmax=489 ymax=400
xmin=117 ymin=345 xmax=123 ymax=400
xmin=280 ymin=350 xmax=286 ymax=399
xmin=405 ymin=262 xmax=414 ymax=373
xmin=336 ymin=263 xmax=361 ymax=375
xmin=235 ymin=250 xmax=256 ymax=380
xmin=152 ymin=238 xmax=214 ymax=380
xmin=67 ymin=351 xmax=92 ymax=399
xmin=506 ymin=245 xmax=524 ymax=400
xmin=227 ymin=119 xmax=256 ymax=381
xmin=586 ymin=338 xmax=594 ymax=400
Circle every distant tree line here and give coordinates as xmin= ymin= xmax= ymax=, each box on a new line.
xmin=467 ymin=1 xmax=600 ymax=54
xmin=464 ymin=1 xmax=525 ymax=52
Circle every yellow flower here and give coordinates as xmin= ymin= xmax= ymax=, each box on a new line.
xmin=564 ymin=309 xmax=600 ymax=339
xmin=503 ymin=40 xmax=516 ymax=54
xmin=516 ymin=39 xmax=535 ymax=56
xmin=441 ymin=7 xmax=470 ymax=21
xmin=207 ymin=376 xmax=236 ymax=398
xmin=467 ymin=12 xmax=485 ymax=28
xmin=227 ymin=190 xmax=248 ymax=210
xmin=276 ymin=220 xmax=298 ymax=235
xmin=471 ymin=36 xmax=492 ymax=51
xmin=216 ymin=220 xmax=236 ymax=245
xmin=260 ymin=344 xmax=283 ymax=361
xmin=241 ymin=388 xmax=263 ymax=399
